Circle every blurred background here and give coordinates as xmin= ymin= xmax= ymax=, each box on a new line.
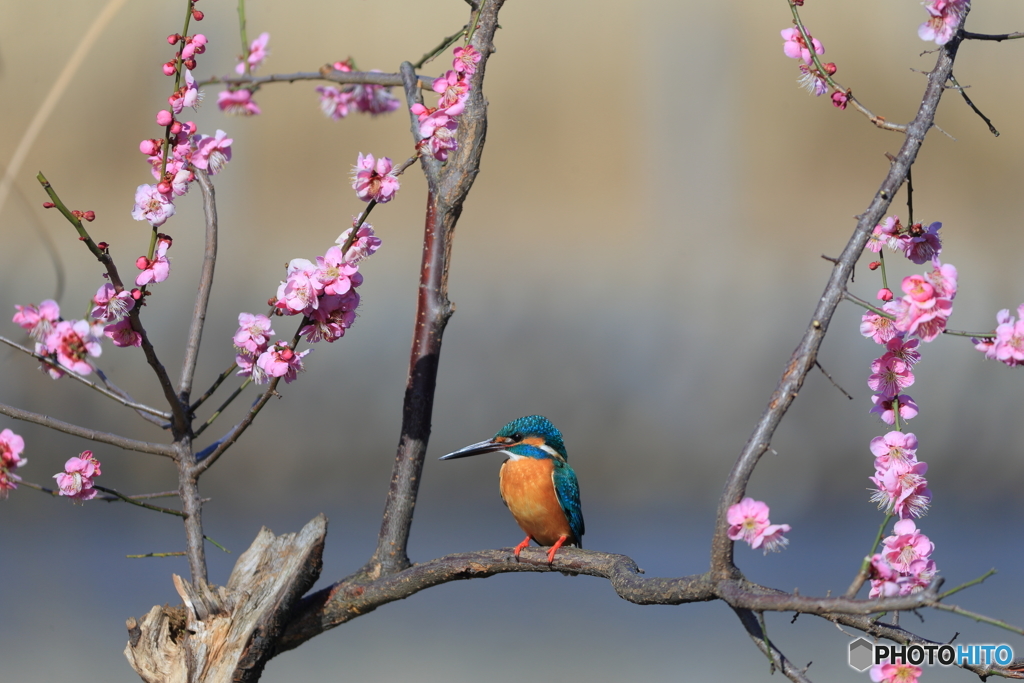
xmin=3 ymin=0 xmax=1024 ymax=681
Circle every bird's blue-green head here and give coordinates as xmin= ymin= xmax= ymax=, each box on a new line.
xmin=439 ymin=415 xmax=568 ymax=462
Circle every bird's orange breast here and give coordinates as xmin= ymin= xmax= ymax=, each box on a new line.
xmin=499 ymin=457 xmax=575 ymax=547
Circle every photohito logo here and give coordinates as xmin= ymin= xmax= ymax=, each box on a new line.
xmin=847 ymin=638 xmax=1014 ymax=672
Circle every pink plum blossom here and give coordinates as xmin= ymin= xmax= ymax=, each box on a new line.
xmin=275 ymin=258 xmax=321 ymax=315
xmin=135 ymin=235 xmax=173 ymax=286
xmin=351 ymin=153 xmax=400 ymax=203
xmin=131 ymin=184 xmax=176 ymax=227
xmin=43 ymin=320 xmax=102 ymax=376
xmin=882 ymin=519 xmax=934 ymax=573
xmin=870 ymin=662 xmax=923 ymax=683
xmin=337 ymin=223 xmax=382 ymax=264
xmin=871 ymin=460 xmax=931 ymax=519
xmin=860 ymin=310 xmax=898 ymax=345
xmin=236 ymin=32 xmax=270 ymax=75
xmin=54 ymin=450 xmax=101 ymax=502
xmin=192 ymin=129 xmax=233 ymax=174
xmin=350 ymin=75 xmax=401 ymax=116
xmin=433 ymin=70 xmax=470 ymax=109
xmin=897 ymin=222 xmax=942 ymax=264
xmin=256 ymin=342 xmax=310 ymax=384
xmin=91 ymin=283 xmax=135 ymax=323
xmin=797 ymin=64 xmax=828 ymax=97
xmin=103 ymin=319 xmax=142 ymax=348
xmin=301 ymin=292 xmax=359 ymax=343
xmin=919 ymin=0 xmax=966 ymax=46
xmin=780 ymin=27 xmax=824 ymax=65
xmin=452 ymin=46 xmax=481 ymax=75
xmin=169 ymin=69 xmax=201 ymax=114
xmin=316 ymin=86 xmax=354 ymax=120
xmin=870 ymin=431 xmax=918 ymax=471
xmin=233 ymin=313 xmax=275 ymax=354
xmin=869 ymin=394 xmax=918 ymax=425
xmin=867 ymin=356 xmax=914 ymax=398
xmin=14 ymin=299 xmax=60 ymax=341
xmin=217 ymin=89 xmax=261 ymax=116
xmin=0 ymin=428 xmax=26 ymax=497
xmin=727 ymin=498 xmax=790 ymax=553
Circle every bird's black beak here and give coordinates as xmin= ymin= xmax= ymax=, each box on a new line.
xmin=439 ymin=439 xmax=510 ymax=460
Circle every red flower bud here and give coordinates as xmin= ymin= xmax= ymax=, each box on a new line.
xmin=136 ymin=256 xmax=150 ymax=270
xmin=192 ymin=9 xmax=204 ymax=20
xmin=184 ymin=58 xmax=197 ymax=70
xmin=868 ymin=261 xmax=881 ymax=271
xmin=167 ymin=34 xmax=181 ymax=45
xmin=97 ymin=242 xmax=108 ymax=250
xmin=83 ymin=211 xmax=96 ymax=222
xmin=42 ymin=201 xmax=55 ymax=209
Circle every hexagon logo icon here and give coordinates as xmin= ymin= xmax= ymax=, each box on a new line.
xmin=849 ymin=637 xmax=873 ymax=672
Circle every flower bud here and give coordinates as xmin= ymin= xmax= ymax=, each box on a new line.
xmin=162 ymin=61 xmax=177 ymax=76
xmin=83 ymin=211 xmax=96 ymax=222
xmin=156 ymin=110 xmax=174 ymax=126
xmin=167 ymin=34 xmax=181 ymax=45
xmin=192 ymin=9 xmax=204 ymax=20
xmin=184 ymin=58 xmax=197 ymax=70
xmin=868 ymin=261 xmax=881 ymax=271
xmin=157 ymin=180 xmax=172 ymax=195
xmin=877 ymin=288 xmax=893 ymax=302
xmin=42 ymin=201 xmax=55 ymax=209
xmin=823 ymin=62 xmax=837 ymax=76
xmin=136 ymin=256 xmax=150 ymax=270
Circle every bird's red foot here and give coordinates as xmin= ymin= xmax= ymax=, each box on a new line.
xmin=546 ymin=535 xmax=569 ymax=564
xmin=513 ymin=535 xmax=532 ymax=561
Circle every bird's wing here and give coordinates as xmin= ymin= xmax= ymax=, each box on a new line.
xmin=552 ymin=461 xmax=585 ymax=547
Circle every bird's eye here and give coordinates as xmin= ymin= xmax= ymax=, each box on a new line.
xmin=510 ymin=432 xmax=522 ymax=442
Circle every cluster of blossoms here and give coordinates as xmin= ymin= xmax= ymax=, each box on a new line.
xmin=14 ymin=300 xmax=102 ymax=379
xmin=919 ymin=0 xmax=967 ymax=45
xmin=133 ymin=15 xmax=233 ymax=228
xmin=726 ymin=497 xmax=791 ymax=554
xmin=91 ymin=280 xmax=142 ymax=348
xmin=233 ymin=224 xmax=381 ymax=384
xmin=316 ymin=59 xmax=402 ymax=120
xmin=0 ymin=429 xmax=26 ymax=497
xmin=859 ymin=215 xmax=950 ymax=602
xmin=411 ymin=45 xmax=481 ymax=161
xmin=972 ymin=305 xmax=1024 ymax=366
xmin=868 ymin=519 xmax=936 ymax=599
xmin=53 ymin=450 xmax=102 ymax=502
xmin=780 ymin=26 xmax=848 ymax=109
xmin=352 ymin=154 xmax=400 ymax=204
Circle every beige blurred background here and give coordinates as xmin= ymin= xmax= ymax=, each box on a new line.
xmin=3 ymin=1 xmax=1024 ymax=681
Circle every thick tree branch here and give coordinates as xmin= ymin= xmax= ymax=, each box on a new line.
xmin=366 ymin=0 xmax=504 ymax=578
xmin=709 ymin=13 xmax=967 ymax=578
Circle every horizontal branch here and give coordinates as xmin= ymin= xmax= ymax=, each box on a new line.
xmin=217 ymin=69 xmax=436 ymax=90
xmin=273 ymin=545 xmax=952 ymax=657
xmin=0 ymin=335 xmax=170 ymax=420
xmin=0 ymin=400 xmax=176 ymax=457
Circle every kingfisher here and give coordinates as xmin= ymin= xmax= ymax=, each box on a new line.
xmin=439 ymin=415 xmax=584 ymax=564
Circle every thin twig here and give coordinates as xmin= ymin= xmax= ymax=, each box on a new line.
xmin=0 ymin=335 xmax=170 ymax=419
xmin=0 ymin=400 xmax=176 ymax=457
xmin=93 ymin=485 xmax=184 ymax=517
xmin=949 ymin=73 xmax=999 ymax=136
xmin=214 ymin=69 xmax=436 ymax=90
xmin=961 ymin=30 xmax=1024 ymax=42
xmin=178 ymin=169 xmax=218 ymax=400
xmin=192 ymin=376 xmax=283 ymax=474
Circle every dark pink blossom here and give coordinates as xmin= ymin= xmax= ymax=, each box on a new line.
xmin=351 ymin=153 xmax=400 ymax=204
xmin=897 ymin=222 xmax=942 ymax=264
xmin=135 ymin=235 xmax=172 ymax=286
xmin=42 ymin=320 xmax=102 ymax=376
xmin=275 ymin=258 xmax=321 ymax=315
xmin=452 ymin=45 xmax=481 ymax=75
xmin=869 ymin=394 xmax=918 ymax=425
xmin=337 ymin=223 xmax=382 ymax=264
xmin=867 ymin=356 xmax=914 ymax=398
xmin=780 ymin=27 xmax=824 ymax=65
xmin=727 ymin=498 xmax=790 ymax=554
xmin=256 ymin=342 xmax=310 ymax=384
xmin=103 ymin=319 xmax=142 ymax=348
xmin=300 ymin=292 xmax=359 ymax=343
xmin=869 ymin=662 xmax=922 ymax=683
xmin=860 ymin=309 xmax=898 ymax=345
